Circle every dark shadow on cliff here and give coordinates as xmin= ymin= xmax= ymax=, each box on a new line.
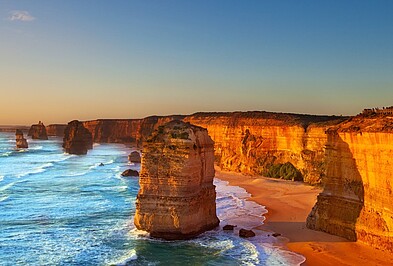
xmin=306 ymin=130 xmax=364 ymax=241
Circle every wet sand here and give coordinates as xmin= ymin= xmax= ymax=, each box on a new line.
xmin=216 ymin=169 xmax=393 ymax=266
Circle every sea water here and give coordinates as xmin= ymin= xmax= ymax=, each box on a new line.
xmin=0 ymin=132 xmax=305 ymax=265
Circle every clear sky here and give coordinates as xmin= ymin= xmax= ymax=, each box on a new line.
xmin=1 ymin=0 xmax=392 ymax=125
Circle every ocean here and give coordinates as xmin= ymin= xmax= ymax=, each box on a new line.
xmin=0 ymin=132 xmax=305 ymax=265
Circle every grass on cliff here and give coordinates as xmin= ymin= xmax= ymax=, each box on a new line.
xmin=265 ymin=162 xmax=303 ymax=181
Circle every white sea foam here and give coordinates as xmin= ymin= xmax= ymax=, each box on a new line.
xmin=16 ymin=162 xmax=54 ymax=178
xmin=112 ymin=249 xmax=138 ymax=266
xmin=0 ymin=176 xmax=4 ymax=182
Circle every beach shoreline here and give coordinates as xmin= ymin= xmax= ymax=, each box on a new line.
xmin=215 ymin=169 xmax=393 ymax=266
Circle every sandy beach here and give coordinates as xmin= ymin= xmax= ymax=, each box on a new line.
xmin=216 ymin=169 xmax=393 ymax=266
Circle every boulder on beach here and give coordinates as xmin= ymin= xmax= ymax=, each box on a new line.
xmin=121 ymin=169 xmax=139 ymax=177
xmin=62 ymin=120 xmax=93 ymax=155
xmin=239 ymin=229 xmax=255 ymax=238
xmin=128 ymin=151 xmax=141 ymax=163
xmin=28 ymin=121 xmax=48 ymax=140
xmin=15 ymin=129 xmax=28 ymax=149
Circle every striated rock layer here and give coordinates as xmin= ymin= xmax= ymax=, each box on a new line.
xmin=134 ymin=120 xmax=219 ymax=240
xmin=63 ymin=120 xmax=93 ymax=155
xmin=307 ymin=114 xmax=393 ymax=250
xmin=28 ymin=121 xmax=48 ymax=140
xmin=184 ymin=112 xmax=345 ymax=184
xmin=15 ymin=129 xmax=28 ymax=148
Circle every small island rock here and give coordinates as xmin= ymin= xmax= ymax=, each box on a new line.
xmin=128 ymin=151 xmax=141 ymax=163
xmin=239 ymin=229 xmax=256 ymax=238
xmin=121 ymin=169 xmax=139 ymax=177
xmin=15 ymin=129 xmax=28 ymax=149
xmin=28 ymin=121 xmax=48 ymax=140
xmin=63 ymin=120 xmax=93 ymax=155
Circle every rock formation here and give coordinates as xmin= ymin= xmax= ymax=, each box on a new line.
xmin=46 ymin=124 xmax=67 ymax=137
xmin=128 ymin=151 xmax=141 ymax=163
xmin=15 ymin=129 xmax=28 ymax=148
xmin=134 ymin=120 xmax=219 ymax=240
xmin=121 ymin=169 xmax=139 ymax=177
xmin=62 ymin=120 xmax=93 ymax=155
xmin=307 ymin=114 xmax=393 ymax=251
xmin=28 ymin=121 xmax=48 ymax=140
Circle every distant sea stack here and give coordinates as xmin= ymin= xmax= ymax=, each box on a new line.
xmin=15 ymin=130 xmax=28 ymax=148
xmin=28 ymin=121 xmax=48 ymax=140
xmin=62 ymin=120 xmax=93 ymax=155
xmin=134 ymin=120 xmax=219 ymax=240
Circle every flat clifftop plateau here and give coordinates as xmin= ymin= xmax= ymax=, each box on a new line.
xmin=134 ymin=120 xmax=219 ymax=239
xmin=328 ymin=113 xmax=393 ymax=133
xmin=307 ymin=117 xmax=393 ymax=251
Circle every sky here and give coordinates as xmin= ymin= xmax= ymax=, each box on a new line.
xmin=0 ymin=0 xmax=392 ymax=125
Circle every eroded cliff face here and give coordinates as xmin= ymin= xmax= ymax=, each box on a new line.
xmin=63 ymin=120 xmax=93 ymax=155
xmin=134 ymin=120 xmax=219 ymax=239
xmin=184 ymin=112 xmax=345 ymax=184
xmin=307 ymin=115 xmax=393 ymax=250
xmin=82 ymin=116 xmax=184 ymax=144
xmin=28 ymin=122 xmax=48 ymax=140
xmin=46 ymin=124 xmax=67 ymax=137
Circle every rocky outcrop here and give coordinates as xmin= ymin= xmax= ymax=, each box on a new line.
xmin=121 ymin=169 xmax=139 ymax=177
xmin=239 ymin=229 xmax=255 ymax=238
xmin=134 ymin=120 xmax=219 ymax=240
xmin=128 ymin=151 xmax=141 ymax=163
xmin=307 ymin=114 xmax=393 ymax=251
xmin=15 ymin=129 xmax=28 ymax=148
xmin=46 ymin=124 xmax=67 ymax=137
xmin=28 ymin=121 xmax=48 ymax=140
xmin=62 ymin=120 xmax=93 ymax=155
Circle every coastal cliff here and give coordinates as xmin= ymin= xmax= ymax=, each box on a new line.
xmin=28 ymin=121 xmax=48 ymax=140
xmin=134 ymin=120 xmax=219 ymax=239
xmin=46 ymin=124 xmax=67 ymax=137
xmin=184 ymin=112 xmax=345 ymax=184
xmin=82 ymin=116 xmax=184 ymax=144
xmin=63 ymin=120 xmax=93 ymax=155
xmin=307 ymin=114 xmax=393 ymax=250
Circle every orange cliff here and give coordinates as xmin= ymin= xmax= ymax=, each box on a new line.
xmin=307 ymin=113 xmax=393 ymax=250
xmin=134 ymin=120 xmax=219 ymax=239
xmin=184 ymin=112 xmax=345 ymax=184
xmin=48 ymin=112 xmax=345 ymax=184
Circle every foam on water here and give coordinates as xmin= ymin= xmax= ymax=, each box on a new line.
xmin=0 ymin=132 xmax=305 ymax=265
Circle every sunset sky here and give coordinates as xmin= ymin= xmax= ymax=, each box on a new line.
xmin=1 ymin=1 xmax=392 ymax=125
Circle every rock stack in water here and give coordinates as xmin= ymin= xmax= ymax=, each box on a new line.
xmin=134 ymin=120 xmax=219 ymax=240
xmin=63 ymin=120 xmax=93 ymax=155
xmin=15 ymin=129 xmax=28 ymax=148
xmin=128 ymin=151 xmax=141 ymax=163
xmin=28 ymin=121 xmax=48 ymax=140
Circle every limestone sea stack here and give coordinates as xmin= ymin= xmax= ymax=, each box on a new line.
xmin=128 ymin=151 xmax=141 ymax=163
xmin=28 ymin=121 xmax=48 ymax=140
xmin=134 ymin=120 xmax=219 ymax=240
xmin=15 ymin=129 xmax=28 ymax=148
xmin=62 ymin=120 xmax=93 ymax=155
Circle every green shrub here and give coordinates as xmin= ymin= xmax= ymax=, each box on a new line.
xmin=266 ymin=162 xmax=303 ymax=181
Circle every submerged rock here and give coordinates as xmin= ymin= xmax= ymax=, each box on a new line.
xmin=15 ymin=129 xmax=28 ymax=149
xmin=134 ymin=120 xmax=219 ymax=240
xmin=28 ymin=121 xmax=48 ymax=140
xmin=239 ymin=229 xmax=255 ymax=238
xmin=128 ymin=151 xmax=141 ymax=163
xmin=121 ymin=169 xmax=139 ymax=177
xmin=62 ymin=120 xmax=93 ymax=155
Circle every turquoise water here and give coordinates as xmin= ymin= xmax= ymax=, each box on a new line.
xmin=0 ymin=132 xmax=304 ymax=265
